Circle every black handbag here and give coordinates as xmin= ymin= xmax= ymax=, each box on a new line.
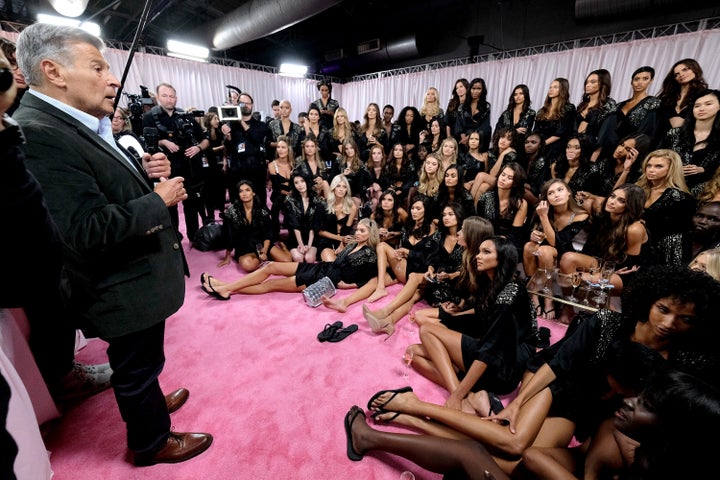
xmin=192 ymin=221 xmax=224 ymax=251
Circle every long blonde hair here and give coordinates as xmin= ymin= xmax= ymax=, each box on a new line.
xmin=326 ymin=174 xmax=355 ymax=214
xmin=437 ymin=137 xmax=459 ymax=166
xmin=636 ymin=149 xmax=689 ymax=195
xmin=417 ymin=155 xmax=444 ymax=197
xmin=357 ymin=218 xmax=380 ymax=249
xmin=332 ymin=107 xmax=354 ymax=141
xmin=420 ymin=87 xmax=442 ymax=119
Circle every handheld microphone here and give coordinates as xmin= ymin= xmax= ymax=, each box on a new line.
xmin=143 ymin=127 xmax=159 ymax=154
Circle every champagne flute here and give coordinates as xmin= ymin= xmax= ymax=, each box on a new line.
xmin=541 ymin=258 xmax=555 ymax=294
xmin=531 ymin=223 xmax=545 ymax=258
xmin=567 ymin=267 xmax=584 ymax=302
xmin=402 ymin=351 xmax=414 ymax=378
xmin=588 ymin=257 xmax=603 ymax=279
xmin=593 ymin=260 xmax=615 ymax=306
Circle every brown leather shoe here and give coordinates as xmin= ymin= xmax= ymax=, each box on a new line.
xmin=165 ymin=388 xmax=190 ymax=414
xmin=134 ymin=432 xmax=213 ymax=466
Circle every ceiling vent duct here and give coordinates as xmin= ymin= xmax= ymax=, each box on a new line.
xmin=338 ymin=35 xmax=420 ymax=71
xmin=574 ymin=0 xmax=691 ymax=19
xmin=197 ymin=0 xmax=343 ymax=51
xmin=385 ymin=35 xmax=419 ymax=59
xmin=357 ymin=39 xmax=380 ymax=55
xmin=324 ymin=48 xmax=344 ymax=62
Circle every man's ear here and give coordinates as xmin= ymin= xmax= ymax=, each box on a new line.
xmin=40 ymin=59 xmax=66 ymax=87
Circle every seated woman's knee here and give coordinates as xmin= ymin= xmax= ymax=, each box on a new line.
xmin=558 ymin=252 xmax=578 ymax=272
xmin=240 ymin=256 xmax=260 ymax=272
xmin=419 ymin=322 xmax=440 ymax=341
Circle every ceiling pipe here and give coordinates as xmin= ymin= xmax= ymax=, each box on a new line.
xmin=574 ymin=0 xmax=688 ymax=19
xmin=195 ymin=0 xmax=343 ymax=51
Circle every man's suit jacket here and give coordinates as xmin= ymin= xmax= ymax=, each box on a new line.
xmin=14 ymin=93 xmax=187 ymax=339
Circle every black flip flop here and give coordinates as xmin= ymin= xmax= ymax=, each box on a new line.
xmin=317 ymin=321 xmax=343 ymax=342
xmin=366 ymin=386 xmax=413 ymax=411
xmin=200 ymin=272 xmax=211 ymax=294
xmin=344 ymin=406 xmax=365 ymax=461
xmin=327 ymin=324 xmax=358 ymax=343
xmin=488 ymin=392 xmax=504 ymax=416
xmin=204 ymin=276 xmax=230 ymax=301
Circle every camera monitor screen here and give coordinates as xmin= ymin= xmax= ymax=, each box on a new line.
xmin=219 ymin=106 xmax=242 ymax=122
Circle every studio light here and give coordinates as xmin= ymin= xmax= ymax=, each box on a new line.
xmin=37 ymin=13 xmax=101 ymax=37
xmin=49 ymin=0 xmax=89 ymax=17
xmin=279 ymin=63 xmax=308 ymax=78
xmin=166 ymin=40 xmax=209 ymax=62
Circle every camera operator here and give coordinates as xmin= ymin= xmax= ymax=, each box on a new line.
xmin=142 ymin=82 xmax=209 ymax=241
xmin=221 ymin=91 xmax=271 ymax=205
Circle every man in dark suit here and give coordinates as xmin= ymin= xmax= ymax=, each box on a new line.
xmin=13 ymin=23 xmax=212 ymax=466
xmin=0 ymin=34 xmax=113 ymax=405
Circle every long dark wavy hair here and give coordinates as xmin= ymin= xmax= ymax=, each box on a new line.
xmin=455 ymin=216 xmax=494 ymax=303
xmin=576 ymin=68 xmax=612 ymax=114
xmin=464 ymin=77 xmax=490 ymax=114
xmin=590 ymin=183 xmax=645 ymax=263
xmin=505 ymin=84 xmax=532 ymax=113
xmin=658 ymin=58 xmax=708 ymax=110
xmin=447 ymin=78 xmax=471 ymax=115
xmin=437 ymin=164 xmax=471 ymax=207
xmin=373 ymin=189 xmax=403 ymax=228
xmin=230 ymin=179 xmax=265 ymax=226
xmin=437 ymin=202 xmax=466 ymax=236
xmin=496 ymin=161 xmax=527 ymax=216
xmin=289 ymin=172 xmax=317 ymax=202
xmin=405 ymin=196 xmax=433 ymax=239
xmin=537 ymin=77 xmax=571 ymax=121
xmin=474 ymin=236 xmax=520 ymax=313
xmin=384 ymin=142 xmax=413 ymax=184
xmin=678 ymin=89 xmax=720 ymax=151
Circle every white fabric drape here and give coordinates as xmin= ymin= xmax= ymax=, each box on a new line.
xmin=338 ymin=30 xmax=720 ymax=128
xmin=3 ymin=28 xmax=719 ymax=128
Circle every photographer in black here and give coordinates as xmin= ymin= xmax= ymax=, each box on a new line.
xmin=142 ymin=82 xmax=209 ymax=241
xmin=221 ymin=91 xmax=271 ymax=205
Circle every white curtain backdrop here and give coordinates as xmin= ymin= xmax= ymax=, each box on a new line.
xmin=337 ymin=29 xmax=720 ymax=127
xmin=2 ymin=28 xmax=719 ymax=127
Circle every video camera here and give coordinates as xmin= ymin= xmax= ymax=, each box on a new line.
xmin=124 ymin=85 xmax=154 ymax=118
xmin=124 ymin=85 xmax=155 ymax=135
xmin=174 ymin=110 xmax=205 ymax=148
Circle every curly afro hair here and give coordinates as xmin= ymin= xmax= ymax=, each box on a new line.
xmin=621 ymin=265 xmax=720 ymax=333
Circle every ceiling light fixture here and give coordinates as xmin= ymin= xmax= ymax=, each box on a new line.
xmin=166 ymin=40 xmax=209 ymax=62
xmin=49 ymin=0 xmax=89 ymax=18
xmin=279 ymin=63 xmax=308 ymax=78
xmin=37 ymin=13 xmax=101 ymax=37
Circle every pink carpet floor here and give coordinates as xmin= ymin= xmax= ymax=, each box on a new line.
xmin=40 ymin=211 xmax=568 ymax=479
